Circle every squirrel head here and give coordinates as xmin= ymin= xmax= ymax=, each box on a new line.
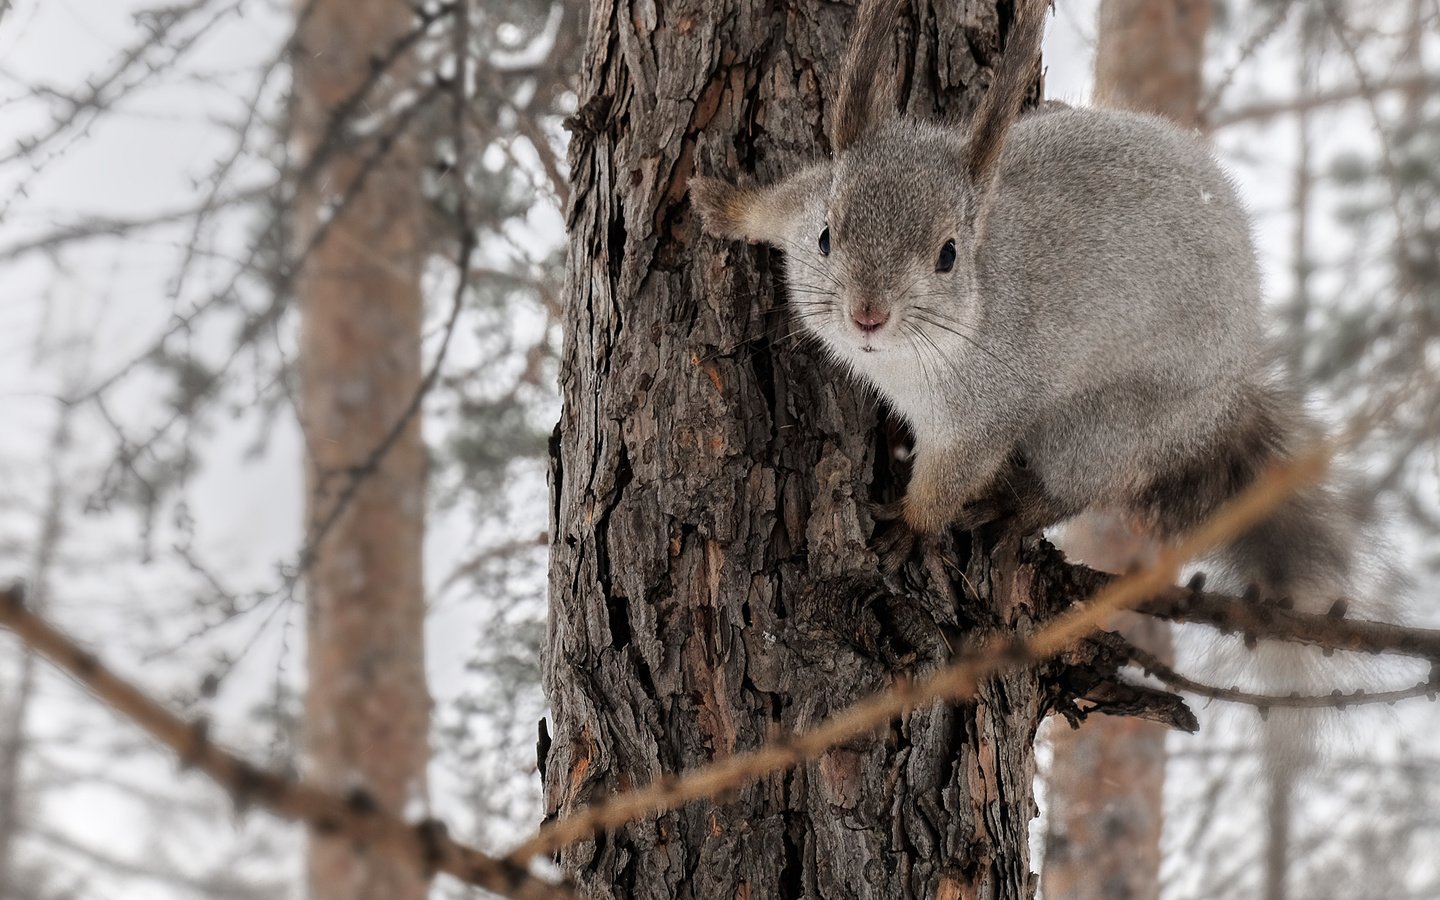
xmin=690 ymin=0 xmax=1046 ymax=358
xmin=692 ymin=124 xmax=986 ymax=358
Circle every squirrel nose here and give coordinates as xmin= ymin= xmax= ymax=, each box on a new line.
xmin=851 ymin=306 xmax=890 ymax=334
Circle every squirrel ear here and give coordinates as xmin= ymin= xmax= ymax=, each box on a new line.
xmin=689 ymin=176 xmax=760 ymax=242
xmin=963 ymin=0 xmax=1049 ymax=187
xmin=690 ymin=166 xmax=830 ymax=247
xmin=832 ymin=0 xmax=907 ymax=153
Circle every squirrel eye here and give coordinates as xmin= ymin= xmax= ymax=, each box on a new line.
xmin=818 ymin=226 xmax=831 ymax=256
xmin=936 ymin=239 xmax=956 ymax=273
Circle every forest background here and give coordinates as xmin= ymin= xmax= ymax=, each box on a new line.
xmin=1 ymin=0 xmax=1438 ymax=898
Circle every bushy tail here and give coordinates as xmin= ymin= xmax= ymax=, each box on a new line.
xmin=1206 ymin=482 xmax=1362 ymax=767
xmin=1157 ymin=381 xmax=1402 ymax=770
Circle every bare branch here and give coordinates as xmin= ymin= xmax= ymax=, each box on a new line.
xmin=0 ymin=186 xmax=268 ymax=263
xmin=1197 ymin=0 xmax=1297 ymax=121
xmin=0 ymin=588 xmax=574 ymax=900
xmin=1208 ymin=73 xmax=1440 ymax=130
xmin=23 ymin=823 xmax=280 ymax=900
xmin=1122 ymin=640 xmax=1438 ymax=711
xmin=1138 ymin=584 xmax=1440 ymax=662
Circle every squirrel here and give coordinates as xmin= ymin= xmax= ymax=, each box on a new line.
xmin=688 ymin=0 xmax=1371 ymax=659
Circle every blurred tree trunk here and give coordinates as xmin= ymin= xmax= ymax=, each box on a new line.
xmin=1042 ymin=517 xmax=1168 ymax=900
xmin=542 ymin=1 xmax=1066 ymax=898
xmin=1041 ymin=3 xmax=1209 ymax=900
xmin=1092 ymin=0 xmax=1210 ymax=125
xmin=293 ymin=3 xmax=430 ymax=899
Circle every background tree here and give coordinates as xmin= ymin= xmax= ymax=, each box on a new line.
xmin=0 ymin=0 xmax=574 ymax=895
xmin=292 ymin=1 xmax=431 ymax=897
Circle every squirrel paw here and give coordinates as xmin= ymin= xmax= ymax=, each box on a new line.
xmin=870 ymin=496 xmax=997 ymax=572
xmin=869 ymin=500 xmax=933 ymax=572
xmin=873 ymin=519 xmax=921 ymax=573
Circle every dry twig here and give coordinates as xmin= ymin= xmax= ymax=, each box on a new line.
xmin=1123 ymin=641 xmax=1438 ymax=711
xmin=0 ymin=587 xmax=573 ymax=900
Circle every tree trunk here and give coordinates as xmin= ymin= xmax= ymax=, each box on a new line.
xmin=293 ymin=3 xmax=430 ymax=898
xmin=1092 ymin=0 xmax=1210 ymax=128
xmin=1041 ymin=519 xmax=1169 ymax=900
xmin=543 ymin=2 xmax=1059 ymax=897
xmin=1040 ymin=6 xmax=1209 ymax=900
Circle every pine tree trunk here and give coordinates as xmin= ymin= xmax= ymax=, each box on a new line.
xmin=1092 ymin=0 xmax=1210 ymax=127
xmin=543 ymin=2 xmax=1061 ymax=897
xmin=293 ymin=3 xmax=430 ymax=898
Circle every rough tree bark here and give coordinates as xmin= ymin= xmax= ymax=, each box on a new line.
xmin=293 ymin=3 xmax=430 ymax=898
xmin=1040 ymin=4 xmax=1210 ymax=900
xmin=543 ymin=1 xmax=1074 ymax=897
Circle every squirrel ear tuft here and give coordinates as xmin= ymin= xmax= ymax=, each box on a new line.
xmin=689 ymin=176 xmax=755 ymax=241
xmin=963 ymin=0 xmax=1049 ymax=187
xmin=832 ymin=0 xmax=907 ymax=153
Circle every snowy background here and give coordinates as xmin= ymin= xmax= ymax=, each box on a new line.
xmin=1 ymin=0 xmax=1437 ymax=897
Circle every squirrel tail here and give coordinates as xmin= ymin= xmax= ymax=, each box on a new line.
xmin=1149 ymin=381 xmax=1399 ymax=770
xmin=1205 ymin=479 xmax=1359 ymax=768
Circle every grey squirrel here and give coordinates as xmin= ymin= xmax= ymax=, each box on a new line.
xmin=689 ymin=0 xmax=1364 ymax=636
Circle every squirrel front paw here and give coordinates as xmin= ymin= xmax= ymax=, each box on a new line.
xmin=871 ymin=501 xmax=920 ymax=572
xmin=870 ymin=493 xmax=1009 ymax=573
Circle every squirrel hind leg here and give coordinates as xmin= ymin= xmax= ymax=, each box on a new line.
xmin=972 ymin=453 xmax=1081 ymax=538
xmin=998 ymin=465 xmax=1080 ymax=537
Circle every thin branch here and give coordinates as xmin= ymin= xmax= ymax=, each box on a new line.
xmin=80 ymin=80 xmax=446 ymax=418
xmin=1208 ymin=72 xmax=1440 ymax=130
xmin=1122 ymin=639 xmax=1439 ymax=711
xmin=1138 ymin=584 xmax=1440 ymax=662
xmin=0 ymin=588 xmax=574 ymax=900
xmin=0 ymin=0 xmax=226 ymax=168
xmin=1197 ymin=0 xmax=1297 ymax=121
xmin=0 ymin=185 xmax=268 ymax=263
xmin=75 ymin=9 xmax=448 ymax=406
xmin=1321 ymin=0 xmax=1421 ymax=299
xmin=23 ymin=823 xmax=280 ymax=900
xmin=0 ymin=397 xmax=75 ymax=884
